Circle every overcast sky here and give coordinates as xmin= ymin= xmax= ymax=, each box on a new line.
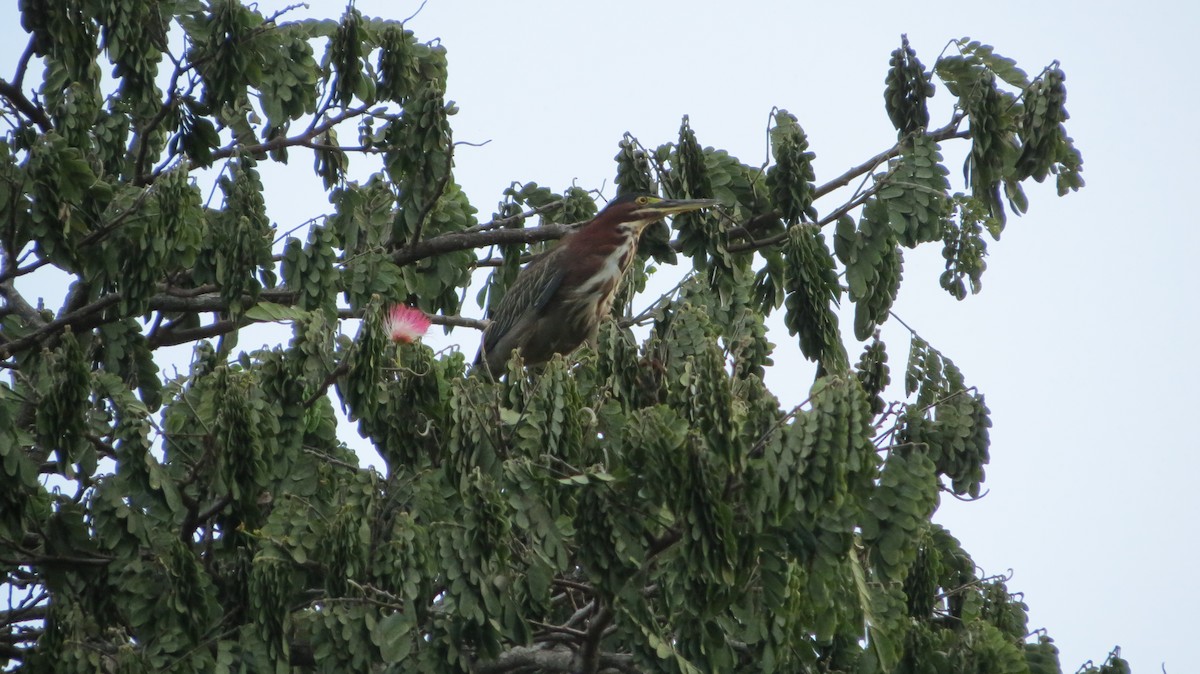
xmin=5 ymin=1 xmax=1195 ymax=671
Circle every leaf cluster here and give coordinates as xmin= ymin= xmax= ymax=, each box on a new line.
xmin=884 ymin=35 xmax=935 ymax=137
xmin=936 ymin=38 xmax=1084 ymax=233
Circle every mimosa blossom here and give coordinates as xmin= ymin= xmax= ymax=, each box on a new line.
xmin=385 ymin=304 xmax=431 ymax=343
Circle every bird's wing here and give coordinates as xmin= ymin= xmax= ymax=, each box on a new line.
xmin=479 ymin=254 xmax=566 ymax=362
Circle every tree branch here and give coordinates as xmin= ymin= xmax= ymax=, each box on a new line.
xmin=3 ymin=275 xmax=492 ymax=356
xmin=811 ymin=118 xmax=967 ymax=201
xmin=0 ymin=602 xmax=47 ymax=629
xmin=146 ymin=318 xmax=242 ymax=349
xmin=725 ymin=171 xmax=888 ymax=254
xmin=0 ymin=78 xmax=52 ymax=133
xmin=393 ymin=222 xmax=575 ymax=267
xmin=466 ymin=198 xmax=566 ymax=233
xmin=0 ymin=183 xmax=158 ymax=287
xmin=190 ymin=104 xmax=374 ymax=174
xmin=426 ymin=313 xmax=487 ymax=331
xmin=182 ymin=494 xmax=233 ymax=539
xmin=578 ymin=605 xmax=614 ymax=674
xmin=0 ymin=293 xmax=120 ymax=357
xmin=646 ymin=528 xmax=681 ymax=559
xmin=12 ymin=37 xmax=35 ymax=90
xmin=0 ymin=280 xmax=45 ymax=330
xmin=472 ymin=644 xmax=635 ymax=674
xmin=719 ymin=123 xmax=969 ymax=255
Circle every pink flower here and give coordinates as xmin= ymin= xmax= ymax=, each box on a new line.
xmin=385 ymin=304 xmax=431 ymax=344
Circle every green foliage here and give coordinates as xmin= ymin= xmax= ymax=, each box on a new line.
xmin=96 ymin=318 xmax=162 ymax=411
xmin=169 ymin=98 xmax=221 ymax=167
xmin=958 ymin=38 xmax=1030 ymax=89
xmin=981 ymin=579 xmax=1030 ymax=640
xmin=549 ymin=185 xmax=598 ymax=225
xmin=703 ymin=150 xmax=772 ymax=231
xmin=400 ymin=182 xmax=476 ymax=315
xmin=883 ymin=133 xmax=951 ymax=247
xmin=614 ymin=133 xmax=655 ymax=197
xmin=1017 ymin=66 xmax=1085 ymax=195
xmin=193 ymin=156 xmax=277 ymax=312
xmin=775 ymin=376 xmax=876 ymax=525
xmin=668 ymin=117 xmax=723 ymax=262
xmin=1025 ymin=636 xmax=1063 ymax=674
xmin=964 ymin=70 xmax=1018 ymax=227
xmin=884 ymin=35 xmax=935 ymax=136
xmin=25 ymin=132 xmax=103 ymax=268
xmin=783 ymin=226 xmax=848 ymax=374
xmin=110 ymin=166 xmax=204 ymax=314
xmin=614 ymin=133 xmax=676 ymax=266
xmin=342 ymin=298 xmax=391 ymax=430
xmin=721 ymin=281 xmax=776 ymax=381
xmin=0 ymin=11 xmax=1110 ymax=673
xmin=21 ymin=0 xmax=102 ymax=119
xmin=212 ymin=365 xmax=269 ymax=524
xmin=376 ymin=25 xmax=424 ymax=103
xmin=835 ymin=204 xmax=904 ymax=341
xmin=831 ymin=130 xmax=951 ymax=339
xmin=855 ymin=335 xmax=891 ymax=415
xmin=900 ymin=337 xmax=992 ymax=497
xmin=329 ymin=6 xmax=370 ymax=107
xmin=1078 ymin=648 xmax=1133 ymax=674
xmin=476 ymin=197 xmax=527 ymax=317
xmin=934 ymin=38 xmax=1083 ymax=234
xmin=766 ymin=109 xmax=817 ymax=224
xmin=940 ymin=194 xmax=993 ymax=299
xmin=33 ymin=329 xmax=90 ymax=474
xmin=861 ymin=449 xmax=940 ymax=582
xmin=258 ymin=26 xmax=320 ymax=129
xmin=185 ymin=0 xmax=267 ymax=111
xmin=282 ymin=223 xmax=340 ymax=318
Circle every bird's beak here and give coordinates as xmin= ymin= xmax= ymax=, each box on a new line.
xmin=636 ymin=198 xmax=721 ymax=218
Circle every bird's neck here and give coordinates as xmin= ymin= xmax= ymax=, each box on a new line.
xmin=562 ymin=220 xmax=644 ymax=310
xmin=569 ymin=220 xmax=642 ymax=271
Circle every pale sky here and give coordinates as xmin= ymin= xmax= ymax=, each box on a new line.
xmin=5 ymin=1 xmax=1195 ymax=671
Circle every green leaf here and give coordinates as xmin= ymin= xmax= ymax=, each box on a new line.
xmin=958 ymin=38 xmax=1030 ymax=88
xmin=244 ymin=302 xmax=312 ymax=322
xmin=373 ymin=612 xmax=412 ymax=663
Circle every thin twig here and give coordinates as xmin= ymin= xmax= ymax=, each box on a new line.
xmin=812 ymin=119 xmax=967 ymax=202
xmin=401 ymin=0 xmax=429 ymax=24
xmin=464 ymin=198 xmax=566 ymax=233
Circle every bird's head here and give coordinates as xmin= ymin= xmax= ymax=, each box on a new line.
xmin=591 ymin=193 xmax=719 ymax=235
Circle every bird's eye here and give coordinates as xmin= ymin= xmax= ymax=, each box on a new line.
xmin=635 ymin=196 xmax=649 ymax=205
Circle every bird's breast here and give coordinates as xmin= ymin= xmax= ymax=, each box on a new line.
xmin=567 ymin=232 xmax=639 ymax=322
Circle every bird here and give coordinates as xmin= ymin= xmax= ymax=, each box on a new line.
xmin=475 ymin=193 xmax=719 ymax=376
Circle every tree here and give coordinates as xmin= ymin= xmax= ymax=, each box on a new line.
xmin=0 ymin=2 xmax=1118 ymax=673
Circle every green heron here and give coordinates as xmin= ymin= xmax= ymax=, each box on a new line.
xmin=475 ymin=193 xmax=718 ymax=376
